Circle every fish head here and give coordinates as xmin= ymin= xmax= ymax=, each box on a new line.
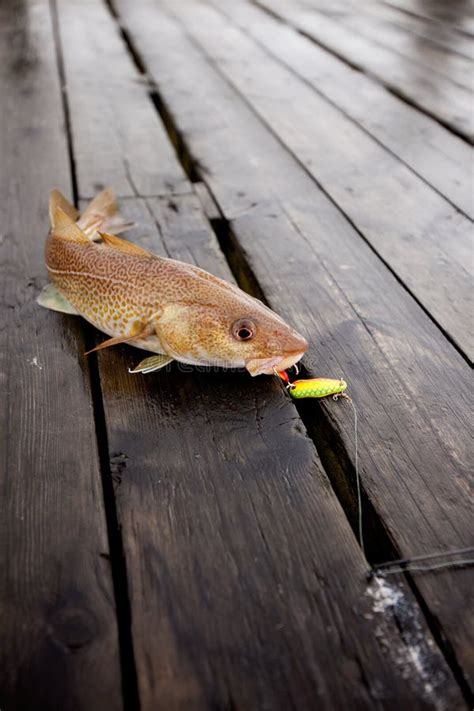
xmin=156 ymin=277 xmax=308 ymax=375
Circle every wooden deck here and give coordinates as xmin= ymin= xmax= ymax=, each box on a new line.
xmin=1 ymin=0 xmax=472 ymax=708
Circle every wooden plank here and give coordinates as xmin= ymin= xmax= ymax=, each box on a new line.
xmin=386 ymin=0 xmax=474 ymax=37
xmin=88 ymin=193 xmax=463 ymax=710
xmin=54 ymin=0 xmax=189 ymax=199
xmin=178 ymin=0 xmax=473 ymax=360
xmin=65 ymin=2 xmax=468 ymax=704
xmin=116 ymin=0 xmax=474 ymax=689
xmin=0 ymin=1 xmax=122 ymax=708
xmin=314 ymin=4 xmax=474 ymax=90
xmin=256 ymin=0 xmax=474 ymax=142
xmin=220 ymin=1 xmax=474 ymax=221
xmin=306 ymin=0 xmax=474 ymax=59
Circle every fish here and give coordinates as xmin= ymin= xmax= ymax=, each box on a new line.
xmin=37 ymin=189 xmax=308 ymax=375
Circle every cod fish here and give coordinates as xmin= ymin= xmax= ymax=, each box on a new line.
xmin=38 ymin=189 xmax=308 ymax=375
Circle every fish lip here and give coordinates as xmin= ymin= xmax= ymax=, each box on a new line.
xmin=245 ymin=349 xmax=307 ymax=376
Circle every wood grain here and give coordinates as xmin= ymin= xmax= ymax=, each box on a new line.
xmin=116 ymin=0 xmax=474 ymax=689
xmin=385 ymin=0 xmax=474 ymax=37
xmin=310 ymin=0 xmax=474 ymax=59
xmin=171 ymin=0 xmax=474 ymax=359
xmin=257 ymin=0 xmax=474 ymax=141
xmin=91 ymin=194 xmax=463 ymax=710
xmin=302 ymin=0 xmax=474 ymax=65
xmin=221 ymin=1 xmax=474 ymax=220
xmin=54 ymin=0 xmax=189 ymax=199
xmin=0 ymin=1 xmax=122 ymax=708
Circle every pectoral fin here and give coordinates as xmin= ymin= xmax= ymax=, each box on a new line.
xmin=84 ymin=322 xmax=155 ymax=355
xmin=129 ymin=354 xmax=174 ymax=374
xmin=36 ymin=284 xmax=79 ymax=315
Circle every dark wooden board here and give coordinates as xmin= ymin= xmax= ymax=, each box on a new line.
xmin=303 ymin=0 xmax=474 ymax=59
xmin=385 ymin=0 xmax=474 ymax=37
xmin=306 ymin=2 xmax=473 ymax=90
xmin=218 ymin=1 xmax=474 ymax=220
xmin=87 ymin=194 xmax=463 ymax=710
xmin=116 ymin=0 xmax=474 ymax=689
xmin=0 ymin=1 xmax=122 ymax=709
xmin=65 ymin=1 xmax=468 ymax=698
xmin=256 ymin=0 xmax=474 ymax=141
xmin=54 ymin=0 xmax=189 ymax=199
xmin=177 ymin=0 xmax=473 ymax=361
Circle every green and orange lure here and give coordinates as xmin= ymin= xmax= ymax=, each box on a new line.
xmin=275 ymin=369 xmax=348 ymax=400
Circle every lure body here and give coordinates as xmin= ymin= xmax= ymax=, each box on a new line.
xmin=288 ymin=378 xmax=347 ymax=399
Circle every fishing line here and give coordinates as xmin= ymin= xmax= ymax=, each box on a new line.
xmin=371 ymin=547 xmax=474 ymax=577
xmin=323 ymin=394 xmax=474 ymax=577
xmin=275 ymin=368 xmax=474 ymax=578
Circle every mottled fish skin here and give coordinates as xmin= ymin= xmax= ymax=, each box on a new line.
xmin=44 ymin=190 xmax=308 ymax=375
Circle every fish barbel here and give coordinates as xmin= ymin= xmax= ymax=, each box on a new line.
xmin=38 ymin=189 xmax=308 ymax=375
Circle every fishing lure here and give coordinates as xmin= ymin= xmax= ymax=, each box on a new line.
xmin=276 ymin=370 xmax=347 ymax=399
xmin=288 ymin=377 xmax=347 ymax=399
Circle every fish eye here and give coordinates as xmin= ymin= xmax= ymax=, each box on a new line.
xmin=232 ymin=319 xmax=256 ymax=341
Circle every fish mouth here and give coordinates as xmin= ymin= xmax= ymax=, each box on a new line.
xmin=245 ymin=350 xmax=307 ymax=377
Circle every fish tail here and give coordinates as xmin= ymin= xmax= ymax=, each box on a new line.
xmin=48 ymin=188 xmax=135 ymax=242
xmin=77 ymin=188 xmax=135 ymax=240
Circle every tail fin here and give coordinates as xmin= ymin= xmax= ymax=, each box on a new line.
xmin=49 ymin=189 xmax=79 ymax=227
xmin=76 ymin=188 xmax=135 ymax=241
xmin=51 ymin=207 xmax=90 ymax=244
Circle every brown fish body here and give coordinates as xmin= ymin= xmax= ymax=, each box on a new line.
xmin=42 ymin=190 xmax=308 ymax=375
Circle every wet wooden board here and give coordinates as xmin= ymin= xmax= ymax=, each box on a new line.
xmin=215 ymin=0 xmax=473 ymax=220
xmin=386 ymin=0 xmax=474 ymax=37
xmin=304 ymin=0 xmax=474 ymax=58
xmin=257 ymin=0 xmax=474 ymax=141
xmin=65 ymin=2 xmax=469 ymax=705
xmin=0 ymin=1 xmax=122 ymax=709
xmin=86 ymin=194 xmax=462 ymax=710
xmin=116 ymin=0 xmax=474 ymax=690
xmin=312 ymin=0 xmax=474 ymax=59
xmin=310 ymin=4 xmax=473 ymax=90
xmin=54 ymin=0 xmax=189 ymax=198
xmin=176 ymin=0 xmax=473 ymax=359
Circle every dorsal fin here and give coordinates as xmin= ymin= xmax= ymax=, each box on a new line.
xmin=99 ymin=231 xmax=152 ymax=257
xmin=49 ymin=189 xmax=79 ymax=226
xmin=77 ymin=188 xmax=135 ymax=240
xmin=52 ymin=207 xmax=90 ymax=244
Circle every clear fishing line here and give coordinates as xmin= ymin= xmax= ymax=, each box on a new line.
xmin=275 ymin=369 xmax=474 ymax=578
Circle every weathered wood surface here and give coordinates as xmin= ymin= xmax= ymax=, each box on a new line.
xmin=229 ymin=1 xmax=474 ymax=220
xmin=2 ymin=0 xmax=473 ymax=707
xmin=88 ymin=196 xmax=464 ymax=709
xmin=202 ymin=0 xmax=474 ymax=359
xmin=0 ymin=1 xmax=122 ymax=709
xmin=300 ymin=0 xmax=473 ymax=90
xmin=116 ymin=0 xmax=474 ymax=691
xmin=54 ymin=0 xmax=189 ymax=199
xmin=316 ymin=0 xmax=474 ymax=59
xmin=386 ymin=0 xmax=474 ymax=37
xmin=68 ymin=4 xmax=468 ymax=707
xmin=257 ymin=0 xmax=474 ymax=141
xmin=315 ymin=5 xmax=473 ymax=89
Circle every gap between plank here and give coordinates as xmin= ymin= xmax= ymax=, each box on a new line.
xmin=49 ymin=2 xmax=141 ymax=708
xmin=168 ymin=3 xmax=472 ymax=367
xmin=253 ymin=0 xmax=474 ymax=146
xmin=100 ymin=0 xmax=474 ymax=702
xmin=212 ymin=1 xmax=473 ymax=221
